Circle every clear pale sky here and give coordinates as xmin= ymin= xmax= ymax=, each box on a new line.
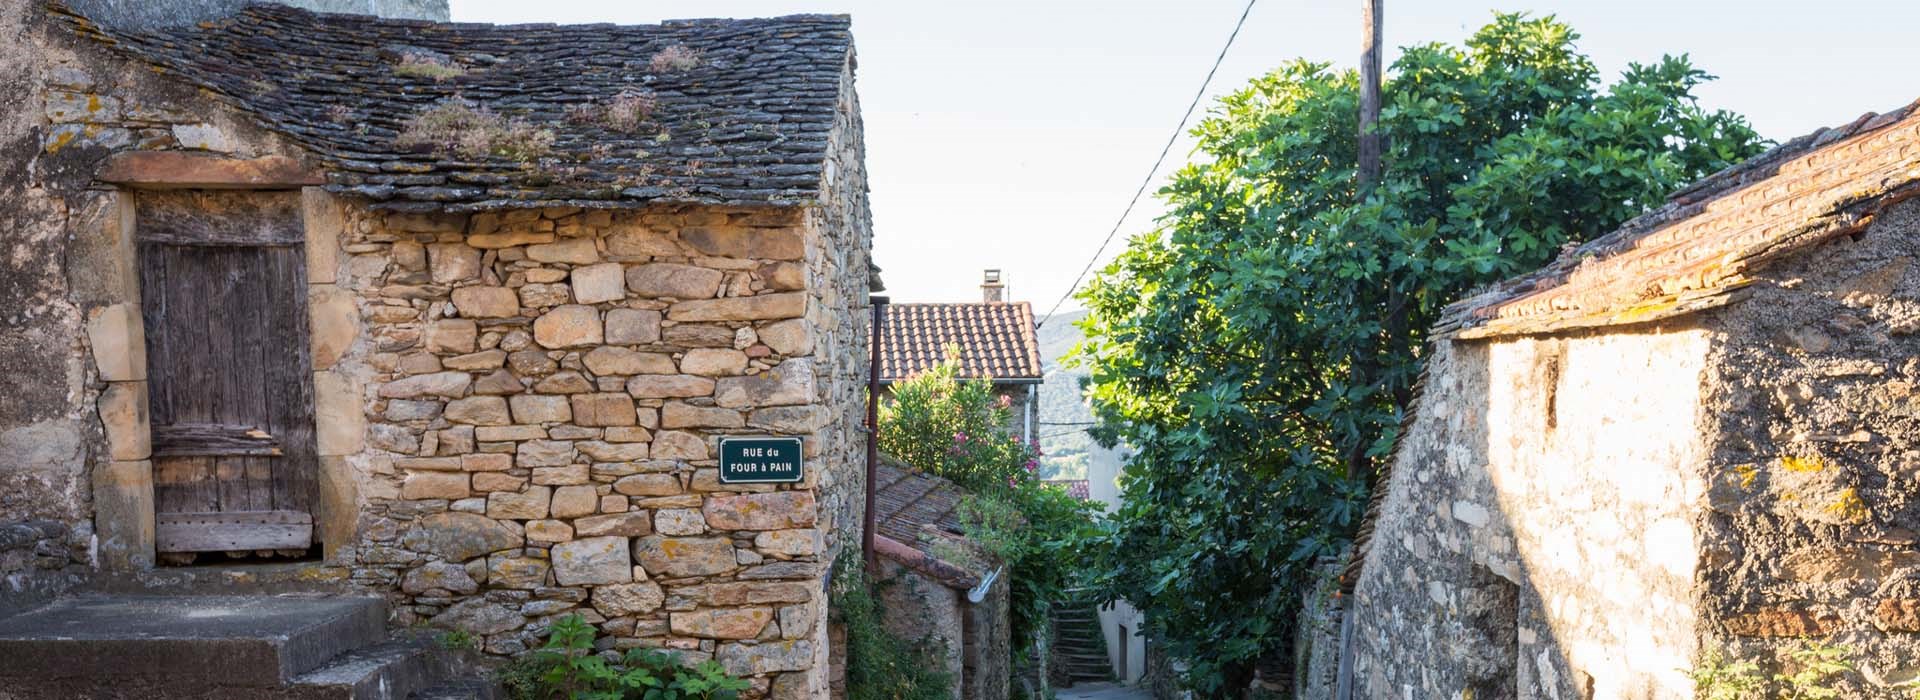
xmin=450 ymin=0 xmax=1918 ymax=320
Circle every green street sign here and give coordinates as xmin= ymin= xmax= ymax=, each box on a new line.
xmin=718 ymin=437 xmax=804 ymax=484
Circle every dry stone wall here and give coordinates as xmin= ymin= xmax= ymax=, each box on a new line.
xmin=325 ymin=200 xmax=858 ymax=694
xmin=1693 ymin=198 xmax=1920 ymax=695
xmin=1345 ymin=328 xmax=1716 ymax=699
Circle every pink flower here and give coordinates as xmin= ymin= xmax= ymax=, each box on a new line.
xmin=997 ymin=395 xmax=1012 ymax=408
xmin=953 ymin=432 xmax=968 ymax=444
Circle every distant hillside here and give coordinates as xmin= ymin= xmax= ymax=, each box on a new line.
xmin=1035 ymin=309 xmax=1094 ymax=480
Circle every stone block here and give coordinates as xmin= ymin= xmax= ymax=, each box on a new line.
xmin=614 ymin=474 xmax=682 ymax=497
xmin=671 ymin=608 xmax=773 ymax=639
xmin=584 ymin=347 xmax=677 ymax=376
xmin=655 ymin=508 xmax=707 ymax=536
xmin=473 ymin=370 xmax=526 ymax=395
xmin=526 ymin=519 xmax=575 ymax=543
xmin=593 ymin=581 xmax=666 ymax=617
xmin=473 ymin=472 xmax=528 ymax=492
xmin=747 ymin=406 xmax=832 ymax=434
xmin=717 ymin=641 xmax=813 ymax=676
xmin=605 ymin=308 xmax=662 ymax=344
xmin=425 ymin=319 xmax=479 ymax=354
xmin=652 ymin=431 xmax=709 ymax=460
xmin=1874 ymin=599 xmax=1920 ymax=632
xmin=662 ymin=403 xmax=746 ymax=429
xmin=756 ymin=319 xmax=811 ymax=356
xmin=535 ymin=371 xmax=594 ymax=394
xmin=680 ymin=226 xmax=805 ymax=260
xmin=510 ymin=394 xmax=573 ymax=423
xmin=757 ymin=262 xmax=805 ymax=291
xmin=517 ymin=440 xmax=577 ymax=467
xmin=635 ymin=535 xmax=737 ymax=578
xmin=478 ymin=425 xmax=547 ymax=442
xmin=668 ymin=293 xmax=807 ymax=322
xmin=488 ymin=553 xmax=552 ymax=588
xmin=551 ymin=485 xmax=599 ymax=518
xmin=431 ymin=598 xmax=525 ymax=636
xmin=714 ymin=358 xmax=813 ymax=408
xmin=695 ymin=582 xmax=815 ymax=606
xmin=99 ymin=381 xmax=150 ymax=461
xmin=413 ymin=512 xmax=523 ymax=561
xmin=520 ymin=283 xmax=572 ymax=308
xmin=534 ymin=305 xmax=603 ymax=348
xmin=379 ymin=371 xmax=472 ymax=399
xmin=94 ymin=459 xmax=154 ymax=571
xmin=627 ymin=375 xmax=716 ymax=399
xmin=302 ymin=188 xmax=343 ymax=285
xmin=445 ymin=396 xmax=511 ymax=425
xmin=665 ymin=324 xmax=739 ymax=348
xmin=704 ymin=492 xmax=816 ymax=531
xmin=528 ymin=238 xmax=600 ymax=264
xmin=403 ymin=561 xmax=480 ymax=595
xmin=427 ymin=243 xmax=481 ymax=284
xmin=681 ymin=348 xmax=748 ymax=376
xmin=572 ymin=262 xmax=628 ymax=304
xmin=488 ymin=486 xmax=553 ymax=519
xmin=573 ymin=393 xmax=638 ymax=427
xmin=533 ymin=464 xmax=591 ymax=486
xmin=754 ymin=529 xmax=819 ymax=557
xmin=626 ymin=263 xmax=724 ymax=299
xmin=553 ymin=536 xmax=633 ymax=586
xmin=607 ymin=227 xmax=684 ymax=256
xmin=444 ymin=350 xmax=506 ymax=371
xmin=468 ymin=231 xmax=555 ymax=249
xmin=579 ymin=441 xmax=650 ymax=462
xmin=309 ymin=285 xmax=360 ymax=370
xmin=87 ymin=302 xmax=146 ymax=381
xmin=576 ymin=512 xmax=654 ymax=538
xmin=403 ymin=472 xmax=471 ymax=500
xmin=451 ymin=286 xmax=521 ymax=318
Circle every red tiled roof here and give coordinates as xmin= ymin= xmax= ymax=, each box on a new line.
xmin=1440 ymin=98 xmax=1920 ymax=338
xmin=878 ymin=302 xmax=1042 ymax=382
xmin=1045 ymin=479 xmax=1091 ymax=501
xmin=872 ymin=457 xmax=967 ymax=546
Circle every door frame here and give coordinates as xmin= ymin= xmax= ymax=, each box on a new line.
xmin=86 ymin=152 xmax=364 ymax=571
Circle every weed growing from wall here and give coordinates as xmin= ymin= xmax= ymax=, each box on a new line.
xmin=395 ymin=99 xmax=554 ymax=162
xmin=497 ymin=614 xmax=749 ymax=700
xmin=831 ymin=553 xmax=955 ymax=700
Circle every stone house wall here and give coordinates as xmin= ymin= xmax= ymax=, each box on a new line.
xmin=1337 ymin=198 xmax=1920 ymax=700
xmin=873 ymin=558 xmax=1012 ymax=700
xmin=0 ymin=5 xmax=876 ymax=697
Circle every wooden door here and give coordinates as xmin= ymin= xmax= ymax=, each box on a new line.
xmin=139 ymin=193 xmax=318 ymax=556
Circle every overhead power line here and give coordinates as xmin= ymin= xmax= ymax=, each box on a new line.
xmin=1037 ymin=0 xmax=1262 ymax=328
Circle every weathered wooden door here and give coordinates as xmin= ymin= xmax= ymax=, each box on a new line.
xmin=139 ymin=192 xmax=319 ymax=557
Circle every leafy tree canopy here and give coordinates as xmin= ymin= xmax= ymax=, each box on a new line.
xmin=1071 ymin=13 xmax=1766 ymax=694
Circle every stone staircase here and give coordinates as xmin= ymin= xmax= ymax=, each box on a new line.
xmin=1051 ymin=595 xmax=1112 ymax=686
xmin=0 ymin=594 xmax=501 ymax=700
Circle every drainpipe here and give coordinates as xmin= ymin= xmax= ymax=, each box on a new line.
xmin=864 ymin=295 xmax=888 ymax=569
xmin=1025 ymin=384 xmax=1037 ymax=444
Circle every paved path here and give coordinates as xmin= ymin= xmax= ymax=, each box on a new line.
xmin=1056 ymin=682 xmax=1153 ymax=700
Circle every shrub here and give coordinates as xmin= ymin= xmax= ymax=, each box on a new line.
xmin=649 ymin=45 xmax=703 ymax=73
xmin=395 ymin=99 xmax=555 ymax=162
xmin=832 ymin=553 xmax=955 ymax=700
xmin=499 ymin=614 xmax=749 ymax=700
xmin=393 ymin=53 xmax=468 ymax=81
xmin=1687 ymin=641 xmax=1856 ymax=700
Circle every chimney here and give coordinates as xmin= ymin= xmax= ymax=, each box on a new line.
xmin=981 ymin=269 xmax=1005 ymax=303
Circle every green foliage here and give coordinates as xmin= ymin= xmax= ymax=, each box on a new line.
xmin=1687 ymin=641 xmax=1856 ymax=700
xmin=396 ymin=98 xmax=556 ymax=162
xmin=434 ymin=629 xmax=476 ymax=652
xmin=831 ymin=553 xmax=956 ymax=700
xmin=879 ymin=350 xmax=1102 ymax=662
xmin=498 ymin=614 xmax=750 ymax=700
xmin=1072 ymin=13 xmax=1766 ymax=696
xmin=879 ymin=347 xmax=1040 ymax=493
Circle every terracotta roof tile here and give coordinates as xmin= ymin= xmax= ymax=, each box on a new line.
xmin=1045 ymin=479 xmax=1091 ymax=501
xmin=51 ymin=2 xmax=852 ymax=211
xmin=1441 ymin=98 xmax=1920 ymax=338
xmin=872 ymin=457 xmax=966 ymax=548
xmin=878 ymin=302 xmax=1042 ymax=381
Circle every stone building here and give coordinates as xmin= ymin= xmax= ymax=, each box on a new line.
xmin=0 ymin=1 xmax=872 ymax=697
xmin=870 ymin=455 xmax=1013 ymax=700
xmin=1315 ymin=101 xmax=1920 ymax=698
xmin=878 ymin=270 xmax=1044 ymax=443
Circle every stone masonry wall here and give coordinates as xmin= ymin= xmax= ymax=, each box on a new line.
xmin=323 ymin=198 xmax=858 ymax=694
xmin=1345 ymin=327 xmax=1716 ymax=700
xmin=1 ymin=0 xmax=311 ymax=610
xmin=1692 ymin=198 xmax=1920 ymax=696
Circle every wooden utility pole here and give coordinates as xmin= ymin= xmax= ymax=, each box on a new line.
xmin=1357 ymin=0 xmax=1383 ymax=194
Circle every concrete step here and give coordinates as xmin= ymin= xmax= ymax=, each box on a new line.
xmin=0 ymin=594 xmax=387 ymax=695
xmin=289 ymin=637 xmax=445 ymax=700
xmin=410 ymin=679 xmax=504 ymax=700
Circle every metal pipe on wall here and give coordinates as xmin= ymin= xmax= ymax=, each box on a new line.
xmin=863 ymin=295 xmax=888 ymax=568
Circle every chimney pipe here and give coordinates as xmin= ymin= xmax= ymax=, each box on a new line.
xmin=981 ymin=269 xmax=1005 ymax=303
